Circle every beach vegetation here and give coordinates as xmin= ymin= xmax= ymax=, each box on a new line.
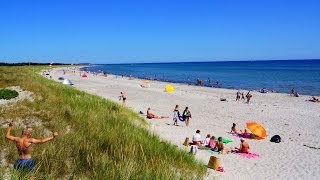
xmin=0 ymin=66 xmax=206 ymax=179
xmin=0 ymin=89 xmax=19 ymax=100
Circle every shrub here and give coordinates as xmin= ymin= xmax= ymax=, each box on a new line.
xmin=0 ymin=89 xmax=19 ymax=100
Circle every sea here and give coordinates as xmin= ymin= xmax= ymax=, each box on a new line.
xmin=84 ymin=60 xmax=320 ymax=96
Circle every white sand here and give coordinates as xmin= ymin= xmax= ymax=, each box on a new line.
xmin=50 ymin=67 xmax=320 ymax=179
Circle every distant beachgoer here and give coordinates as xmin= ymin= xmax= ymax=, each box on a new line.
xmin=173 ymin=105 xmax=180 ymax=126
xmin=236 ymin=90 xmax=241 ymax=101
xmin=146 ymin=108 xmax=168 ymax=119
xmin=291 ymin=88 xmax=295 ymax=95
xmin=309 ymin=96 xmax=319 ymax=102
xmin=241 ymin=92 xmax=245 ymax=100
xmin=234 ymin=138 xmax=250 ymax=153
xmin=246 ymin=91 xmax=252 ymax=103
xmin=207 ymin=77 xmax=211 ymax=86
xmin=182 ymin=107 xmax=192 ymax=126
xmin=294 ymin=92 xmax=300 ymax=97
xmin=5 ymin=121 xmax=58 ymax=173
xmin=119 ymin=92 xmax=126 ymax=106
xmin=215 ymin=80 xmax=219 ymax=88
xmin=203 ymin=134 xmax=211 ymax=146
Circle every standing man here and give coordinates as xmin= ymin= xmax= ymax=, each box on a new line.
xmin=5 ymin=121 xmax=58 ymax=173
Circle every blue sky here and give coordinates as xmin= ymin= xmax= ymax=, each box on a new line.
xmin=1 ymin=0 xmax=320 ymax=64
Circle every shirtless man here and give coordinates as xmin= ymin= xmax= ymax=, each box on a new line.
xmin=146 ymin=108 xmax=168 ymax=119
xmin=119 ymin=91 xmax=126 ymax=106
xmin=5 ymin=121 xmax=58 ymax=172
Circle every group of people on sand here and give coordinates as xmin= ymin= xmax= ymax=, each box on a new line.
xmin=145 ymin=105 xmax=192 ymax=127
xmin=236 ymin=90 xmax=252 ymax=103
xmin=173 ymin=105 xmax=192 ymax=126
xmin=190 ymin=129 xmax=250 ymax=155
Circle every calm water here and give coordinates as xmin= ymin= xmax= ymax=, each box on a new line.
xmin=85 ymin=60 xmax=320 ymax=96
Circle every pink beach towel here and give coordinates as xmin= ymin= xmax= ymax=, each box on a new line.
xmin=236 ymin=152 xmax=260 ymax=159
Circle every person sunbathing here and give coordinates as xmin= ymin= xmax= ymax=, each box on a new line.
xmin=241 ymin=129 xmax=251 ymax=138
xmin=309 ymin=96 xmax=319 ymax=102
xmin=234 ymin=138 xmax=250 ymax=153
xmin=146 ymin=108 xmax=168 ymax=119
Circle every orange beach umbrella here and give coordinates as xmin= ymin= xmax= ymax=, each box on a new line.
xmin=246 ymin=122 xmax=266 ymax=138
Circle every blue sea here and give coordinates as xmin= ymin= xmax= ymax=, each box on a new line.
xmin=84 ymin=60 xmax=320 ymax=96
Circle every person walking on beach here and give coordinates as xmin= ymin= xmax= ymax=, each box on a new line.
xmin=119 ymin=92 xmax=126 ymax=106
xmin=215 ymin=80 xmax=219 ymax=88
xmin=5 ymin=121 xmax=58 ymax=173
xmin=241 ymin=92 xmax=245 ymax=100
xmin=183 ymin=107 xmax=192 ymax=126
xmin=236 ymin=90 xmax=241 ymax=101
xmin=246 ymin=91 xmax=252 ymax=104
xmin=172 ymin=105 xmax=180 ymax=126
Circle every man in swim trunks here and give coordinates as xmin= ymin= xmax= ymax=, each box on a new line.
xmin=5 ymin=121 xmax=58 ymax=173
xmin=119 ymin=91 xmax=126 ymax=106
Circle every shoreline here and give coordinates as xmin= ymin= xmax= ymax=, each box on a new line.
xmin=80 ymin=66 xmax=317 ymax=98
xmin=50 ymin=66 xmax=320 ymax=179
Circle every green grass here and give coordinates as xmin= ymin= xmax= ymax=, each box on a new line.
xmin=0 ymin=89 xmax=19 ymax=100
xmin=0 ymin=66 xmax=207 ymax=179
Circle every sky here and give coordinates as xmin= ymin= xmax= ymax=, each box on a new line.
xmin=0 ymin=0 xmax=320 ymax=64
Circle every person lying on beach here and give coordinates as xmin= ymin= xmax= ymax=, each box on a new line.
xmin=146 ymin=108 xmax=169 ymax=119
xmin=233 ymin=138 xmax=250 ymax=153
xmin=5 ymin=121 xmax=58 ymax=173
xmin=308 ymin=96 xmax=319 ymax=102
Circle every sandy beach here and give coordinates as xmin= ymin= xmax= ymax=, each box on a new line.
xmin=50 ymin=67 xmax=320 ymax=179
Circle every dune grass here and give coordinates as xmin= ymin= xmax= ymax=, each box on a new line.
xmin=0 ymin=66 xmax=207 ymax=179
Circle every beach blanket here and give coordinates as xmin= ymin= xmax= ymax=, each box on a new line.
xmin=235 ymin=152 xmax=259 ymax=159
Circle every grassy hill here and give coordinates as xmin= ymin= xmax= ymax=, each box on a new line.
xmin=0 ymin=66 xmax=206 ymax=179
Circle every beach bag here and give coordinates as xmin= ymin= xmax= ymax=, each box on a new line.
xmin=208 ymin=156 xmax=220 ymax=170
xmin=270 ymin=135 xmax=281 ymax=143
